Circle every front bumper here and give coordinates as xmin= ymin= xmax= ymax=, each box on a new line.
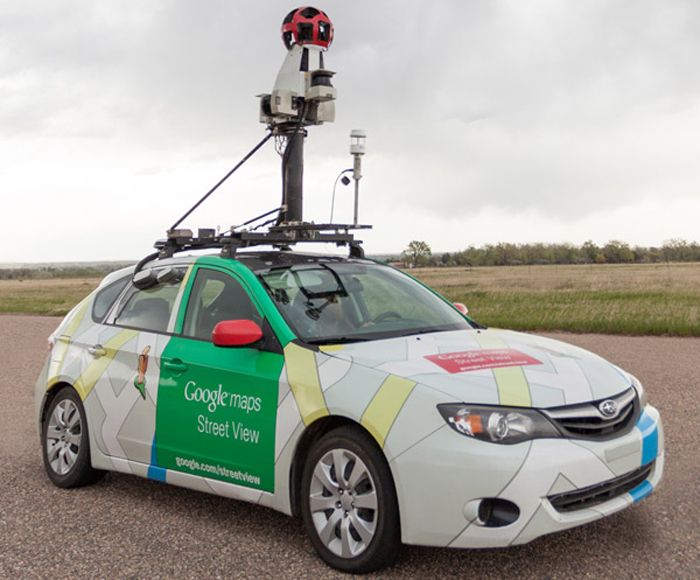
xmin=389 ymin=404 xmax=664 ymax=548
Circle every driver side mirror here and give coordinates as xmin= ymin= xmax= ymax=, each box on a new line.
xmin=212 ymin=320 xmax=263 ymax=347
xmin=453 ymin=302 xmax=469 ymax=316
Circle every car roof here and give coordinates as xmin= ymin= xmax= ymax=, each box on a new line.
xmin=105 ymin=250 xmax=378 ymax=285
xmin=235 ymin=250 xmax=375 ymax=273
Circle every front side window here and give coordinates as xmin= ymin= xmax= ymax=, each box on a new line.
xmin=182 ymin=268 xmax=261 ymax=341
xmin=114 ymin=270 xmax=185 ymax=333
xmin=260 ymin=262 xmax=471 ymax=344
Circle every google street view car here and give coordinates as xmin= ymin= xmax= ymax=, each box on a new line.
xmin=36 ymin=6 xmax=663 ymax=574
xmin=36 ymin=250 xmax=664 ymax=572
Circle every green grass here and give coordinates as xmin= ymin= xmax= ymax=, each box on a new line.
xmin=412 ymin=263 xmax=700 ymax=336
xmin=2 ymin=263 xmax=700 ymax=336
xmin=436 ymin=288 xmax=700 ymax=336
xmin=0 ymin=278 xmax=100 ymax=316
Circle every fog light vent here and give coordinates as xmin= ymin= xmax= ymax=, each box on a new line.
xmin=477 ymin=498 xmax=520 ymax=527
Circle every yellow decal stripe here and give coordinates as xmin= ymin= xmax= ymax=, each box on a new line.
xmin=474 ymin=332 xmax=532 ymax=407
xmin=284 ymin=343 xmax=329 ymax=425
xmin=361 ymin=375 xmax=416 ymax=448
xmin=48 ymin=299 xmax=90 ymax=386
xmin=73 ymin=329 xmax=138 ymax=400
xmin=319 ymin=344 xmax=345 ymax=353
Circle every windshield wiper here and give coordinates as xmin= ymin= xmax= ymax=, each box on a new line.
xmin=387 ymin=327 xmax=452 ymax=339
xmin=306 ymin=336 xmax=370 ymax=345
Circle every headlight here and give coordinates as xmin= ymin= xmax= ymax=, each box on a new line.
xmin=630 ymin=375 xmax=648 ymax=408
xmin=437 ymin=404 xmax=560 ymax=444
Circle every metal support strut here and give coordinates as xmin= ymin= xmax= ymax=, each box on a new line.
xmin=280 ymin=124 xmax=306 ymax=223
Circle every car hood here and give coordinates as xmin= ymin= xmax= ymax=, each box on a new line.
xmin=319 ymin=328 xmax=632 ymax=408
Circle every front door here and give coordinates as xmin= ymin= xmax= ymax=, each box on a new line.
xmin=155 ymin=266 xmax=283 ymax=493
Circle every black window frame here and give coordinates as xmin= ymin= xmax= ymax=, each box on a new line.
xmin=91 ymin=275 xmax=131 ymax=324
xmin=110 ymin=267 xmax=187 ymax=335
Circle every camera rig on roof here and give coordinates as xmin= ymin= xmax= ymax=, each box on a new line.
xmin=136 ymin=7 xmax=370 ymax=275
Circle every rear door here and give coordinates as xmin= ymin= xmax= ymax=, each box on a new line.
xmin=155 ymin=265 xmax=283 ymax=493
xmin=83 ymin=267 xmax=188 ymax=469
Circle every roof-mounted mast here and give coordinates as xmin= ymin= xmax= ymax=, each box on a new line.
xmin=139 ymin=7 xmax=370 ymax=273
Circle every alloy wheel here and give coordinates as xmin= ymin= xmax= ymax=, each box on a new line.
xmin=46 ymin=399 xmax=82 ymax=475
xmin=308 ymin=448 xmax=378 ymax=558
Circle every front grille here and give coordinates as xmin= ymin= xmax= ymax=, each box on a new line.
xmin=549 ymin=462 xmax=653 ymax=513
xmin=542 ymin=387 xmax=638 ymax=441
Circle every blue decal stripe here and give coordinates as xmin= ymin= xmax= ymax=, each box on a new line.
xmin=641 ymin=427 xmax=658 ymax=466
xmin=637 ymin=412 xmax=655 ymax=432
xmin=148 ymin=465 xmax=167 ymax=482
xmin=636 ymin=411 xmax=659 ymax=466
xmin=629 ymin=480 xmax=653 ymax=503
xmin=147 ymin=433 xmax=167 ymax=482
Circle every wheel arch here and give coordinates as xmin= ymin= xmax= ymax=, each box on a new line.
xmin=39 ymin=381 xmax=75 ymax=427
xmin=288 ymin=414 xmax=400 ymax=519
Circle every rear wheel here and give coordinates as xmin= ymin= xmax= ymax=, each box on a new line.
xmin=300 ymin=426 xmax=401 ymax=573
xmin=41 ymin=387 xmax=103 ymax=488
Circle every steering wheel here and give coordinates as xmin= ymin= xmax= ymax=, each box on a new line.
xmin=371 ymin=311 xmax=403 ymax=324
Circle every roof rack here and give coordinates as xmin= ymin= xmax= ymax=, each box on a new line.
xmin=135 ymin=222 xmax=371 ymax=274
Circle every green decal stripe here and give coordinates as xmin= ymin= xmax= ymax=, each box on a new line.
xmin=361 ymin=375 xmax=416 ymax=448
xmin=284 ymin=342 xmax=329 ymax=426
xmin=48 ymin=298 xmax=90 ymax=387
xmin=156 ymin=263 xmax=284 ymax=492
xmin=172 ymin=265 xmax=194 ymax=333
xmin=73 ymin=329 xmax=139 ymax=400
xmin=474 ymin=333 xmax=532 ymax=407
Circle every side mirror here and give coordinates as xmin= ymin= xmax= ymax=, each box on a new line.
xmin=212 ymin=320 xmax=263 ymax=347
xmin=453 ymin=302 xmax=469 ymax=316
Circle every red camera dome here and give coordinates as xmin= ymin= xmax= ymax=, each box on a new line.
xmin=281 ymin=7 xmax=334 ymax=50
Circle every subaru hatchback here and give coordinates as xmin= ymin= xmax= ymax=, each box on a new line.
xmin=36 ymin=251 xmax=663 ymax=573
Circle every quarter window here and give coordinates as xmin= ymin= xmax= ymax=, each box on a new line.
xmin=92 ymin=276 xmax=130 ymax=323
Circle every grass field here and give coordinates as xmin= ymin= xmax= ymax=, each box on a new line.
xmin=0 ymin=278 xmax=101 ymax=316
xmin=1 ymin=263 xmax=699 ymax=336
xmin=413 ymin=262 xmax=700 ymax=336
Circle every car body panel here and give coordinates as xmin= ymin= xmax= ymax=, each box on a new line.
xmin=392 ymin=405 xmax=663 ymax=547
xmin=318 ymin=328 xmax=632 ymax=408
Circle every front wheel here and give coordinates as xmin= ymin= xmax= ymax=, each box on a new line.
xmin=300 ymin=426 xmax=401 ymax=573
xmin=41 ymin=387 xmax=104 ymax=488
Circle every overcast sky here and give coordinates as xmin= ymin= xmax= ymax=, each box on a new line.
xmin=2 ymin=0 xmax=699 ymax=262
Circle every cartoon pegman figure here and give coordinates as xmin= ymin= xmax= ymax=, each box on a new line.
xmin=133 ymin=345 xmax=151 ymax=399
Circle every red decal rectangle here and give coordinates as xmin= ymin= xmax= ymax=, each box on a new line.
xmin=425 ymin=349 xmax=542 ymax=374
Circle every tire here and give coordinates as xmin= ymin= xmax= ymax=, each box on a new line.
xmin=41 ymin=387 xmax=104 ymax=488
xmin=300 ymin=425 xmax=401 ymax=573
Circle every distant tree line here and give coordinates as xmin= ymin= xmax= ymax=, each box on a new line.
xmin=0 ymin=263 xmax=134 ymax=280
xmin=397 ymin=239 xmax=700 ymax=267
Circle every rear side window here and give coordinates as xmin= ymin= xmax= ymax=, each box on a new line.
xmin=92 ymin=276 xmax=130 ymax=323
xmin=114 ymin=273 xmax=185 ymax=334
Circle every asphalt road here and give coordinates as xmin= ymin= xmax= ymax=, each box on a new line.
xmin=1 ymin=315 xmax=698 ymax=579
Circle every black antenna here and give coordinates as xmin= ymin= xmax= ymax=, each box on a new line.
xmin=169 ymin=131 xmax=273 ymax=232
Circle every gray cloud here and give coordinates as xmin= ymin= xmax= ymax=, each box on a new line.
xmin=1 ymin=0 xmax=699 ymax=260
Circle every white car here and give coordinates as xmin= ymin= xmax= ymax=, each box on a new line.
xmin=36 ymin=251 xmax=664 ymax=573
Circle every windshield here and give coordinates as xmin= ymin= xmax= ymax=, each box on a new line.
xmin=259 ymin=262 xmax=472 ymax=344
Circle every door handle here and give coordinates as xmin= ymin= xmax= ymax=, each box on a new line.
xmin=87 ymin=344 xmax=106 ymax=357
xmin=163 ymin=359 xmax=189 ymax=373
